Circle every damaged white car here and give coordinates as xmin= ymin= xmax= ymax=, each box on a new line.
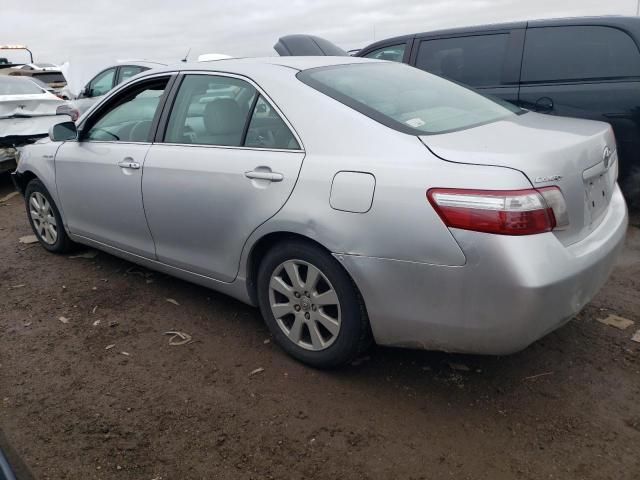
xmin=0 ymin=75 xmax=74 ymax=173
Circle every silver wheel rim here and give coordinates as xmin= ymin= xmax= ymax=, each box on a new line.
xmin=268 ymin=259 xmax=341 ymax=351
xmin=29 ymin=192 xmax=57 ymax=245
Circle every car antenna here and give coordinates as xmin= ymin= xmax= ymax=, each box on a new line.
xmin=181 ymin=48 xmax=191 ymax=63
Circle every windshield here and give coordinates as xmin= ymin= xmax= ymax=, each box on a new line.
xmin=297 ymin=62 xmax=522 ymax=135
xmin=0 ymin=76 xmax=44 ymax=95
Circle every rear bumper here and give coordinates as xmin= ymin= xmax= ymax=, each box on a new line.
xmin=339 ymin=185 xmax=628 ymax=355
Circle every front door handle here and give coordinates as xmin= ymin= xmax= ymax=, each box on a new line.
xmin=245 ymin=170 xmax=284 ymax=182
xmin=118 ymin=159 xmax=140 ymax=170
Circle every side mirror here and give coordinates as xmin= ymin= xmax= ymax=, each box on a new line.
xmin=49 ymin=121 xmax=78 ymax=142
xmin=80 ymin=86 xmax=92 ymax=98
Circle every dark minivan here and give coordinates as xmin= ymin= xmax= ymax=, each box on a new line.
xmin=357 ymin=16 xmax=640 ymax=206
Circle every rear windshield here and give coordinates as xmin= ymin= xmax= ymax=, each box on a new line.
xmin=297 ymin=62 xmax=521 ymax=135
xmin=33 ymin=72 xmax=66 ymax=84
xmin=0 ymin=76 xmax=44 ymax=95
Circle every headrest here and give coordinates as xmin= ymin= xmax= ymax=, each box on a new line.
xmin=203 ymin=99 xmax=244 ymax=135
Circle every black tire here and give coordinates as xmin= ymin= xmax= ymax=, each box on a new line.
xmin=257 ymin=240 xmax=371 ymax=368
xmin=24 ymin=178 xmax=76 ymax=253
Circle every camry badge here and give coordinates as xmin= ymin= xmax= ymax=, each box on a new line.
xmin=534 ymin=175 xmax=563 ymax=183
xmin=603 ymin=146 xmax=612 ymax=169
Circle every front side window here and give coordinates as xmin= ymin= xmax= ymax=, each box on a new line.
xmin=86 ymin=77 xmax=168 ymax=142
xmin=363 ymin=44 xmax=406 ymax=62
xmin=164 ymin=74 xmax=299 ymax=149
xmin=415 ymin=34 xmax=510 ymax=87
xmin=88 ymin=68 xmax=116 ymax=97
xmin=521 ymin=26 xmax=640 ymax=82
xmin=298 ymin=62 xmax=521 ymax=135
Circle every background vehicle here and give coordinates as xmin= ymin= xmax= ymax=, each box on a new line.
xmin=2 ymin=68 xmax=68 ymax=98
xmin=356 ymin=16 xmax=640 ymax=207
xmin=13 ymin=57 xmax=626 ymax=367
xmin=72 ymin=61 xmax=165 ymax=114
xmin=12 ymin=63 xmax=60 ymax=71
xmin=0 ymin=76 xmax=72 ymax=173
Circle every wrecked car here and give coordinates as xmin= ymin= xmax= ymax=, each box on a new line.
xmin=13 ymin=57 xmax=627 ymax=368
xmin=0 ymin=76 xmax=73 ymax=173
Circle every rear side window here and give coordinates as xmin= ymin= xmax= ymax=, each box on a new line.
xmin=522 ymin=26 xmax=640 ymax=82
xmin=363 ymin=44 xmax=406 ymax=62
xmin=415 ymin=34 xmax=510 ymax=87
xmin=164 ymin=74 xmax=299 ymax=149
xmin=118 ymin=66 xmax=146 ymax=85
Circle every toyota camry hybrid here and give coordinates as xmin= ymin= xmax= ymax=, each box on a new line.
xmin=12 ymin=57 xmax=628 ymax=367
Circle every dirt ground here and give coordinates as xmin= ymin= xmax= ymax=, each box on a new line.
xmin=0 ymin=173 xmax=639 ymax=480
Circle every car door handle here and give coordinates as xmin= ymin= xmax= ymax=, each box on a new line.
xmin=535 ymin=97 xmax=554 ymax=113
xmin=244 ymin=170 xmax=284 ymax=182
xmin=118 ymin=159 xmax=141 ymax=170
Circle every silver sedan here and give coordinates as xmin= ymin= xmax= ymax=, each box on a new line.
xmin=13 ymin=57 xmax=628 ymax=367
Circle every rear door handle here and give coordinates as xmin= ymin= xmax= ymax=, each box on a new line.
xmin=118 ymin=159 xmax=140 ymax=170
xmin=244 ymin=170 xmax=284 ymax=182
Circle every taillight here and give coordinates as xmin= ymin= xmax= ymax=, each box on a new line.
xmin=427 ymin=188 xmax=568 ymax=236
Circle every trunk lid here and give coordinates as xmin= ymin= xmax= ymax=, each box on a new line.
xmin=0 ymin=95 xmax=63 ymax=119
xmin=421 ymin=112 xmax=618 ymax=246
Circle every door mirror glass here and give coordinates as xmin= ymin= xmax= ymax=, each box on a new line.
xmin=49 ymin=121 xmax=78 ymax=142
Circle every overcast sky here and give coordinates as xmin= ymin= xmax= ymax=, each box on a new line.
xmin=3 ymin=0 xmax=639 ymax=86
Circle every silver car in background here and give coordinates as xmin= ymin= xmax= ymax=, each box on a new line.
xmin=13 ymin=57 xmax=627 ymax=367
xmin=71 ymin=61 xmax=165 ymax=115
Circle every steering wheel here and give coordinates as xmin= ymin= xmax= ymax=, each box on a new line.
xmin=89 ymin=127 xmax=120 ymax=141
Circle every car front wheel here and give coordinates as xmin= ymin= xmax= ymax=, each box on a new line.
xmin=24 ymin=179 xmax=75 ymax=253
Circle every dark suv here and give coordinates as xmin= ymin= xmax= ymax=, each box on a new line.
xmin=357 ymin=16 xmax=640 ymax=206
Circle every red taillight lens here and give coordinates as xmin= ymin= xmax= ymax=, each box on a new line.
xmin=427 ymin=188 xmax=560 ymax=235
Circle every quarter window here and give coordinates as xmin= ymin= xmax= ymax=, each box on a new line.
xmin=521 ymin=26 xmax=640 ymax=82
xmin=363 ymin=44 xmax=406 ymax=62
xmin=415 ymin=34 xmax=510 ymax=87
xmin=85 ymin=77 xmax=168 ymax=142
xmin=244 ymin=96 xmax=300 ymax=149
xmin=164 ymin=74 xmax=299 ymax=149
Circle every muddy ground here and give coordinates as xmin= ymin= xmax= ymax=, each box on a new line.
xmin=0 ymin=174 xmax=639 ymax=480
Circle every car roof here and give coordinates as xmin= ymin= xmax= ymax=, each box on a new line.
xmin=147 ymin=56 xmax=381 ymax=74
xmin=359 ymin=15 xmax=640 ymax=52
xmin=115 ymin=60 xmax=167 ymax=68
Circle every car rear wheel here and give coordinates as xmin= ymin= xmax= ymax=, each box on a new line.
xmin=257 ymin=240 xmax=371 ymax=368
xmin=24 ymin=179 xmax=75 ymax=253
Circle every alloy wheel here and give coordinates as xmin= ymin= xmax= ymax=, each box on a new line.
xmin=29 ymin=192 xmax=58 ymax=245
xmin=268 ymin=259 xmax=341 ymax=351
